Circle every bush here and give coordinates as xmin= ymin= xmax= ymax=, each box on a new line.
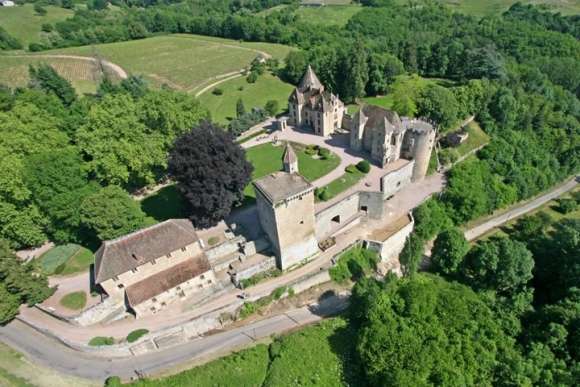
xmin=264 ymin=100 xmax=279 ymax=117
xmin=212 ymin=88 xmax=223 ymax=95
xmin=41 ymin=23 xmax=53 ymax=33
xmin=104 ymin=376 xmax=122 ymax=387
xmin=28 ymin=43 xmax=45 ymax=52
xmin=305 ymin=145 xmax=318 ymax=156
xmin=439 ymin=148 xmax=460 ymax=165
xmin=247 ymin=71 xmax=258 ymax=83
xmin=557 ymin=198 xmax=577 ymax=214
xmin=318 ymin=188 xmax=331 ymax=201
xmin=356 ymin=160 xmax=371 ymax=173
xmin=319 ymin=147 xmax=331 ymax=158
xmin=329 ymin=247 xmax=379 ymax=283
xmin=126 ymin=329 xmax=149 ymax=343
xmin=345 ymin=164 xmax=357 ymax=173
xmin=89 ymin=336 xmax=115 ymax=346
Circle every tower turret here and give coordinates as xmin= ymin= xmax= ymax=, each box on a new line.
xmin=283 ymin=143 xmax=299 ymax=174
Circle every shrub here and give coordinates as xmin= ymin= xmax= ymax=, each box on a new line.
xmin=557 ymin=198 xmax=577 ymax=214
xmin=329 ymin=247 xmax=379 ymax=283
xmin=238 ymin=86 xmax=244 ymax=91
xmin=89 ymin=336 xmax=115 ymax=346
xmin=439 ymin=148 xmax=460 ymax=165
xmin=356 ymin=160 xmax=371 ymax=173
xmin=305 ymin=145 xmax=318 ymax=156
xmin=319 ymin=189 xmax=331 ymax=201
xmin=264 ymin=100 xmax=279 ymax=117
xmin=127 ymin=329 xmax=149 ymax=343
xmin=247 ymin=71 xmax=258 ymax=83
xmin=345 ymin=164 xmax=357 ymax=173
xmin=212 ymin=88 xmax=223 ymax=95
xmin=41 ymin=23 xmax=53 ymax=33
xmin=28 ymin=43 xmax=45 ymax=52
xmin=104 ymin=376 xmax=122 ymax=387
xmin=319 ymin=147 xmax=331 ymax=158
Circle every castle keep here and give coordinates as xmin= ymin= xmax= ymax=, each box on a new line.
xmin=288 ymin=65 xmax=346 ymax=137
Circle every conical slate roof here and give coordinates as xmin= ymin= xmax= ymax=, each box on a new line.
xmin=298 ymin=65 xmax=323 ymax=91
xmin=283 ymin=143 xmax=298 ymax=164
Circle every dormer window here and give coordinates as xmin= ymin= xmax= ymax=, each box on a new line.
xmin=181 ymin=247 xmax=186 ymax=252
xmin=131 ymin=268 xmax=138 ymax=273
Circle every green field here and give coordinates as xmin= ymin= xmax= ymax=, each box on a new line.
xmin=140 ymin=185 xmax=189 ymax=222
xmin=39 ymin=244 xmax=94 ymax=276
xmin=198 ymin=73 xmax=293 ymax=124
xmin=0 ymin=55 xmax=116 ymax=95
xmin=317 ymin=166 xmax=365 ymax=202
xmin=394 ymin=0 xmax=580 ymax=17
xmin=296 ymin=4 xmax=362 ymax=26
xmin=0 ymin=4 xmax=73 ymax=47
xmin=131 ymin=317 xmax=361 ymax=387
xmin=48 ymin=34 xmax=294 ymax=92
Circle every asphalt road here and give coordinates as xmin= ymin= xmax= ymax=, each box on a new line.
xmin=0 ymin=296 xmax=347 ymax=382
xmin=465 ymin=177 xmax=578 ymax=241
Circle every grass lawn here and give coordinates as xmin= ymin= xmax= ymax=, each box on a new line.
xmin=0 ymin=342 xmax=96 ymax=387
xmin=132 ymin=344 xmax=270 ymax=387
xmin=131 ymin=317 xmax=362 ymax=387
xmin=0 ymin=56 xmax=109 ymax=95
xmin=0 ymin=4 xmax=73 ymax=47
xmin=296 ymin=4 xmax=362 ymax=27
xmin=394 ymin=0 xmax=580 ymax=17
xmin=455 ymin=121 xmax=490 ymax=156
xmin=59 ymin=291 xmax=87 ymax=310
xmin=317 ymin=167 xmax=365 ymax=202
xmin=48 ymin=34 xmax=294 ymax=91
xmin=39 ymin=244 xmax=94 ymax=276
xmin=244 ymin=142 xmax=341 ymax=201
xmin=198 ymin=73 xmax=293 ymax=124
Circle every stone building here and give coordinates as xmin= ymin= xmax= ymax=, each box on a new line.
xmin=288 ymin=65 xmax=345 ymax=137
xmin=350 ymin=104 xmax=436 ymax=181
xmin=94 ymin=219 xmax=216 ymax=317
xmin=253 ymin=148 xmax=319 ymax=269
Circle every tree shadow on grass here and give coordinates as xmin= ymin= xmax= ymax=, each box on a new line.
xmin=141 ymin=185 xmax=190 ymax=221
xmin=327 ymin=317 xmax=368 ymax=387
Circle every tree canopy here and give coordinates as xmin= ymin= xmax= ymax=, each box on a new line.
xmin=168 ymin=121 xmax=253 ymax=228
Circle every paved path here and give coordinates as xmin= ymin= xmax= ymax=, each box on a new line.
xmin=465 ymin=176 xmax=578 ymax=241
xmin=0 ymin=296 xmax=347 ymax=382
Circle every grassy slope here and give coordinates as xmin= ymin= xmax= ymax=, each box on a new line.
xmin=318 ymin=167 xmax=365 ymax=201
xmin=59 ymin=291 xmax=87 ymax=310
xmin=132 ymin=344 xmax=270 ymax=387
xmin=0 ymin=342 xmax=97 ymax=387
xmin=131 ymin=318 xmax=361 ymax=387
xmin=455 ymin=121 xmax=490 ymax=156
xmin=394 ymin=0 xmax=580 ymax=17
xmin=198 ymin=73 xmax=293 ymax=124
xmin=0 ymin=4 xmax=73 ymax=47
xmin=48 ymin=34 xmax=293 ymax=91
xmin=39 ymin=244 xmax=94 ymax=275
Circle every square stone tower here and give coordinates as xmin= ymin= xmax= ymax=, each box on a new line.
xmin=253 ymin=171 xmax=319 ymax=270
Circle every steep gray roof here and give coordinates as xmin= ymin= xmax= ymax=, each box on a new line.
xmin=283 ymin=143 xmax=298 ymax=165
xmin=94 ymin=219 xmax=200 ymax=283
xmin=298 ymin=65 xmax=323 ymax=92
xmin=253 ymin=172 xmax=313 ymax=204
xmin=361 ymin=105 xmax=403 ymax=133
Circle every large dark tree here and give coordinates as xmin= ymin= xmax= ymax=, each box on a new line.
xmin=168 ymin=121 xmax=253 ymax=228
xmin=28 ymin=64 xmax=76 ymax=106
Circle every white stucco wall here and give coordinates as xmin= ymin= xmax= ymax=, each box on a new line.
xmin=315 ymin=192 xmax=361 ymax=240
xmin=380 ymin=160 xmax=415 ymax=199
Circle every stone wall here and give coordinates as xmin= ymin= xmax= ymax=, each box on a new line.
xmin=380 ymin=160 xmax=415 ymax=199
xmin=365 ymin=214 xmax=414 ymax=263
xmin=314 ymin=192 xmax=361 ymax=239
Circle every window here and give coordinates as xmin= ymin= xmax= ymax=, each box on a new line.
xmin=200 ymin=274 xmax=205 ymax=280
xmin=161 ymin=302 xmax=166 ymax=306
xmin=117 ymin=284 xmax=124 ymax=289
xmin=300 ymin=220 xmax=304 ymax=225
xmin=166 ymin=253 xmax=172 ymax=258
xmin=181 ymin=247 xmax=186 ymax=252
xmin=176 ymin=286 xmax=181 ymax=291
xmin=397 ymin=181 xmax=401 ymax=187
xmin=131 ymin=268 xmax=138 ymax=273
xmin=150 ymin=307 xmax=156 ymax=312
xmin=207 ymin=280 xmax=212 ymax=284
xmin=113 ymin=276 xmax=119 ymax=282
xmin=151 ymin=259 xmax=156 ymax=265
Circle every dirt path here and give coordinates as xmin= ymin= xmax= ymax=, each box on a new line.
xmin=192 ymin=71 xmax=244 ymax=97
xmin=3 ymin=54 xmax=128 ymax=79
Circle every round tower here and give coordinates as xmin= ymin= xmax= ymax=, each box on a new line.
xmin=407 ymin=122 xmax=436 ymax=181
